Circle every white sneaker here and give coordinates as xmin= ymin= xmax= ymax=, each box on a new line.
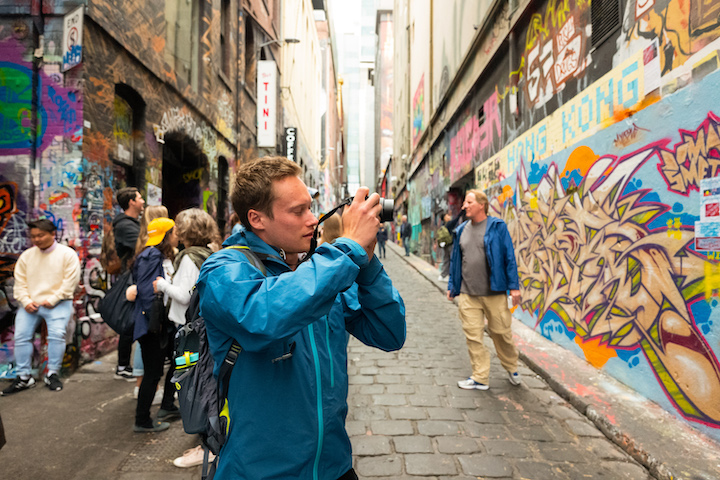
xmin=152 ymin=388 xmax=164 ymax=406
xmin=173 ymin=445 xmax=216 ymax=468
xmin=457 ymin=378 xmax=489 ymax=390
xmin=508 ymin=371 xmax=521 ymax=386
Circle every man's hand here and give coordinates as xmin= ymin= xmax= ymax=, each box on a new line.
xmin=25 ymin=302 xmax=39 ymax=313
xmin=341 ymin=187 xmax=381 ymax=259
xmin=41 ymin=300 xmax=56 ymax=309
xmin=510 ymin=289 xmax=521 ymax=307
xmin=446 ymin=291 xmax=453 ymax=301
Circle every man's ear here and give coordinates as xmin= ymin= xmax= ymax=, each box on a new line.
xmin=247 ymin=209 xmax=265 ymax=232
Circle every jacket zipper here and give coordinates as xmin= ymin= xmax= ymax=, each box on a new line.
xmin=325 ymin=318 xmax=334 ymax=388
xmin=308 ymin=324 xmax=323 ymax=480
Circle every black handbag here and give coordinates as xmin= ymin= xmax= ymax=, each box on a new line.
xmin=147 ymin=293 xmax=168 ymax=335
xmin=99 ymin=270 xmax=135 ymax=336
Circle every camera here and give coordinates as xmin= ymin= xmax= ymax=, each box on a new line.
xmin=345 ymin=195 xmax=394 ymax=223
xmin=303 ymin=193 xmax=395 ymax=261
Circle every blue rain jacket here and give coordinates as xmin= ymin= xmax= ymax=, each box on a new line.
xmin=447 ymin=217 xmax=520 ymax=297
xmin=196 ymin=230 xmax=406 ymax=480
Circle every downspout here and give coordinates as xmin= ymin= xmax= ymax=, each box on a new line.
xmin=30 ymin=0 xmax=45 ymax=214
xmin=507 ymin=0 xmax=517 ymax=120
xmin=428 ymin=0 xmax=433 ymax=116
xmin=236 ymin=10 xmax=242 ymax=164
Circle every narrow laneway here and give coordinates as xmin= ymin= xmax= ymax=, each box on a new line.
xmin=347 ymin=244 xmax=653 ymax=480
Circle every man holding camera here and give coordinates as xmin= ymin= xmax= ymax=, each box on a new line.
xmin=447 ymin=190 xmax=522 ymax=390
xmin=197 ymin=156 xmax=406 ymax=480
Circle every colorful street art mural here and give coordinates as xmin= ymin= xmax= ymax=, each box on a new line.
xmin=615 ymin=0 xmax=720 ymax=75
xmin=481 ymin=69 xmax=720 ymax=438
xmin=0 ymin=0 xmax=238 ymax=379
xmin=412 ymin=75 xmax=425 ymax=147
xmin=402 ymin=0 xmax=720 ymax=439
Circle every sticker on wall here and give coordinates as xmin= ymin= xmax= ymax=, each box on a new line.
xmin=147 ymin=184 xmax=162 ymax=206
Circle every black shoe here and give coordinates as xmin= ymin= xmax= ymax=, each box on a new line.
xmin=133 ymin=420 xmax=170 ymax=433
xmin=44 ymin=373 xmax=63 ymax=391
xmin=1 ymin=376 xmax=36 ymax=395
xmin=115 ymin=366 xmax=134 ymax=381
xmin=157 ymin=405 xmax=181 ymax=421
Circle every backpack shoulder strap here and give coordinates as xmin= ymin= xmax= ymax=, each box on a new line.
xmin=225 ymin=245 xmax=267 ymax=276
xmin=216 ymin=245 xmax=268 ymax=399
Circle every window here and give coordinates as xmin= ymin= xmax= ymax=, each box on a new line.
xmin=244 ymin=22 xmax=255 ymax=90
xmin=591 ymin=0 xmax=621 ymax=49
xmin=113 ymin=84 xmax=146 ymax=190
xmin=165 ymin=0 xmax=200 ymax=89
xmin=220 ymin=0 xmax=231 ymax=77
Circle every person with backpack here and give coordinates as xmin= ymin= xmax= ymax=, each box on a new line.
xmin=196 ymin=156 xmax=406 ymax=480
xmin=436 ymin=212 xmax=454 ymax=281
xmin=112 ymin=187 xmax=145 ymax=381
xmin=151 ymin=208 xmax=221 ymax=467
xmin=132 ymin=217 xmax=180 ymax=432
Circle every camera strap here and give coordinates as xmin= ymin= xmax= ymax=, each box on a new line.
xmin=302 ymin=197 xmax=354 ymax=262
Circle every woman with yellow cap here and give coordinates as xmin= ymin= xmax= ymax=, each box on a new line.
xmin=131 ymin=217 xmax=180 ymax=432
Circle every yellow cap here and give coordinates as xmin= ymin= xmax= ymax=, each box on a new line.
xmin=146 ymin=218 xmax=175 ymax=246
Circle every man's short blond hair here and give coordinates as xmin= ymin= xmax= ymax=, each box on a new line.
xmin=466 ymin=189 xmax=489 ymax=214
xmin=231 ymin=157 xmax=302 ymax=231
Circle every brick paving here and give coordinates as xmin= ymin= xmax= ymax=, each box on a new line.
xmin=347 ymin=245 xmax=654 ymax=480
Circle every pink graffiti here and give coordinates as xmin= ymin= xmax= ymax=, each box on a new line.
xmin=449 ymin=92 xmax=501 ymax=181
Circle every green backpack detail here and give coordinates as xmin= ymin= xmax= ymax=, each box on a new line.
xmin=436 ymin=226 xmax=453 ymax=246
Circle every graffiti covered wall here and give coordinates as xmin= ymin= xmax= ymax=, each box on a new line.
xmin=477 ymin=54 xmax=720 ymax=440
xmin=0 ymin=0 xmax=239 ymax=377
xmin=401 ymin=0 xmax=720 ymax=438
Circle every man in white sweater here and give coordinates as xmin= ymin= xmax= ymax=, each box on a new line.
xmin=1 ymin=219 xmax=80 ymax=395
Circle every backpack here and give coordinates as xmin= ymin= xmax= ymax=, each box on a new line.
xmin=436 ymin=225 xmax=452 ymax=246
xmin=171 ymin=245 xmax=266 ymax=480
xmin=100 ymin=227 xmax=122 ymax=275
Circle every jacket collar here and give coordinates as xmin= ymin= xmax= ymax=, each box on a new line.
xmin=223 ymin=229 xmax=287 ymax=266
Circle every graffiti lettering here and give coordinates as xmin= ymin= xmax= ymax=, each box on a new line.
xmin=657 ymin=113 xmax=720 ymax=195
xmin=412 ymin=75 xmax=425 ymax=147
xmin=613 ymin=124 xmax=650 ymax=148
xmin=183 ymin=167 xmax=204 ymax=183
xmin=501 ymin=126 xmax=720 ymax=427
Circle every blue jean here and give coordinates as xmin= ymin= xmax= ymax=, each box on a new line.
xmin=403 ymin=238 xmax=411 ymax=256
xmin=14 ymin=300 xmax=74 ymax=376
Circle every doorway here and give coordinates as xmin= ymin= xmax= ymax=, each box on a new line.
xmin=162 ymin=133 xmax=207 ymax=219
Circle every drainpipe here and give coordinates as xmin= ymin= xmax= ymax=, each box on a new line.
xmin=30 ymin=0 xmax=45 ymax=214
xmin=507 ymin=0 xmax=517 ymax=120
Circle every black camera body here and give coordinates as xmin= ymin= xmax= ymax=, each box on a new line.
xmin=345 ymin=195 xmax=394 ymax=223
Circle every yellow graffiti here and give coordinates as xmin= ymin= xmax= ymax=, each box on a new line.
xmin=705 ymin=262 xmax=720 ymax=300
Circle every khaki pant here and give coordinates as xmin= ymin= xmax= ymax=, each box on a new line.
xmin=457 ymin=293 xmax=518 ymax=384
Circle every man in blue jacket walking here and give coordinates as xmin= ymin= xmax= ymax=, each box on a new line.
xmin=446 ymin=189 xmax=521 ymax=390
xmin=197 ymin=157 xmax=406 ymax=480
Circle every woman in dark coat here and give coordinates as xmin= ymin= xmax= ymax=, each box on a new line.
xmin=132 ymin=217 xmax=179 ymax=432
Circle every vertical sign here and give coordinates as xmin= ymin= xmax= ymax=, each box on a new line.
xmin=62 ymin=6 xmax=84 ymax=72
xmin=257 ymin=60 xmax=277 ymax=147
xmin=285 ymin=127 xmax=297 ymax=161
